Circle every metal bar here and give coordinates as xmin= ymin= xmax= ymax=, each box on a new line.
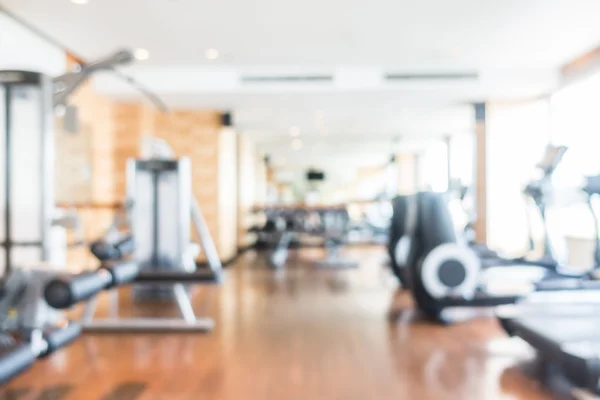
xmin=0 ymin=241 xmax=43 ymax=246
xmin=132 ymin=270 xmax=220 ymax=283
xmin=82 ymin=318 xmax=215 ymax=332
xmin=4 ymin=86 xmax=11 ymax=273
xmin=40 ymin=75 xmax=54 ymax=262
xmin=152 ymin=170 xmax=159 ymax=267
xmin=173 ymin=284 xmax=196 ymax=323
xmin=191 ymin=197 xmax=222 ymax=273
xmin=444 ymin=135 xmax=452 ymax=188
xmin=314 ymin=259 xmax=358 ymax=269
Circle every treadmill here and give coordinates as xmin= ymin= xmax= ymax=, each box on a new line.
xmin=498 ymin=306 xmax=600 ymax=398
xmin=498 ymin=175 xmax=600 ymax=398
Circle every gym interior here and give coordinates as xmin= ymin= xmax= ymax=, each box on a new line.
xmin=1 ymin=1 xmax=600 ymax=399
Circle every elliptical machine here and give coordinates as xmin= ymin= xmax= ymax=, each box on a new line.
xmin=408 ymin=169 xmax=600 ymax=323
xmin=387 ymin=146 xmax=569 ymax=290
xmin=407 ymin=191 xmax=531 ymax=322
xmin=388 ymin=195 xmax=417 ymax=288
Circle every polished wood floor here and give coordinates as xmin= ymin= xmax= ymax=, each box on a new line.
xmin=2 ymin=246 xmax=553 ymax=400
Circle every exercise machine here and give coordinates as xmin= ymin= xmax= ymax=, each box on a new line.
xmin=0 ymin=260 xmax=137 ymax=385
xmin=387 ymin=146 xmax=569 ymax=290
xmin=387 ymin=195 xmax=416 ymax=288
xmin=256 ymin=205 xmax=359 ymax=269
xmin=520 ymin=145 xmax=568 ymax=268
xmin=494 ymin=175 xmax=600 ymax=396
xmin=0 ymin=49 xmax=163 ymax=275
xmin=407 ymin=191 xmax=533 ymax=322
xmin=80 ymin=155 xmax=223 ymax=332
xmin=409 ymin=170 xmax=600 ymax=323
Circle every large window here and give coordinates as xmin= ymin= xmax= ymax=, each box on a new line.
xmin=486 ymin=100 xmax=551 ymax=255
xmin=551 ymin=73 xmax=600 ymax=186
xmin=549 ymin=72 xmax=600 ymax=241
xmin=418 ymin=140 xmax=449 ymax=192
xmin=449 ymin=133 xmax=475 ymax=187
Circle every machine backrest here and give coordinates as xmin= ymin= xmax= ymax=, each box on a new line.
xmin=405 ymin=192 xmax=458 ymax=269
xmin=388 ymin=196 xmax=408 ymax=261
xmin=418 ymin=192 xmax=458 ymax=250
xmin=390 ymin=196 xmax=407 ymax=234
xmin=127 ymin=158 xmax=192 ymax=270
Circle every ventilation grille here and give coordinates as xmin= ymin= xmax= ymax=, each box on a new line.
xmin=384 ymin=72 xmax=479 ymax=81
xmin=241 ymin=74 xmax=333 ymax=83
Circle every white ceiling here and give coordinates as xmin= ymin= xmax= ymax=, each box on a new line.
xmin=2 ymin=0 xmax=599 ymax=67
xmin=2 ymin=0 xmax=599 ymax=170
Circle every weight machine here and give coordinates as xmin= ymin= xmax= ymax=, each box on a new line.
xmin=0 ymin=260 xmax=137 ymax=385
xmin=82 ymin=155 xmax=223 ymax=332
xmin=0 ymin=49 xmax=165 ymax=275
xmin=258 ymin=205 xmax=359 ymax=269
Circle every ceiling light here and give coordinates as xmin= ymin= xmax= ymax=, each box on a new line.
xmin=205 ymin=48 xmax=219 ymax=60
xmin=133 ymin=48 xmax=150 ymax=61
xmin=70 ymin=0 xmax=88 ymax=4
xmin=289 ymin=126 xmax=301 ymax=137
xmin=320 ymin=128 xmax=329 ymax=136
xmin=291 ymin=139 xmax=303 ymax=150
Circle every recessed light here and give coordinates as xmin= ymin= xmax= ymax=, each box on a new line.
xmin=205 ymin=48 xmax=219 ymax=60
xmin=291 ymin=139 xmax=303 ymax=150
xmin=133 ymin=48 xmax=150 ymax=61
xmin=289 ymin=126 xmax=301 ymax=137
xmin=71 ymin=0 xmax=88 ymax=4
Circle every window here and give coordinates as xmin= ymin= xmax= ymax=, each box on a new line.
xmin=549 ymin=72 xmax=600 ymax=242
xmin=449 ymin=132 xmax=475 ymax=186
xmin=486 ymin=100 xmax=551 ymax=255
xmin=418 ymin=140 xmax=448 ymax=192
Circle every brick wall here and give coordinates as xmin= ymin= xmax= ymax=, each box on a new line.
xmin=55 ymin=83 xmax=117 ymax=269
xmin=55 ymin=84 xmax=241 ymax=265
xmin=112 ymin=105 xmax=237 ymax=261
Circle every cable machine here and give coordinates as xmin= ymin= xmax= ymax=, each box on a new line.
xmin=0 ymin=49 xmax=166 ymax=275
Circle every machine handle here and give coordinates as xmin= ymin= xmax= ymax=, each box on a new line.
xmin=114 ymin=236 xmax=134 ymax=258
xmin=42 ymin=323 xmax=82 ymax=357
xmin=90 ymin=235 xmax=134 ymax=261
xmin=0 ymin=344 xmax=35 ymax=385
xmin=44 ymin=270 xmax=113 ymax=309
xmin=104 ymin=261 xmax=139 ymax=287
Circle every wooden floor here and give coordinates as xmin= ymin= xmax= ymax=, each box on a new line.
xmin=2 ymin=246 xmax=553 ymax=400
